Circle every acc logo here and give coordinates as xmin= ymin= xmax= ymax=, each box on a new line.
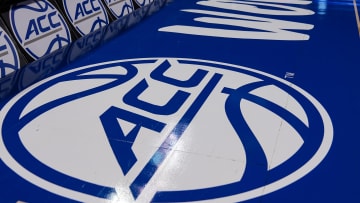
xmin=104 ymin=0 xmax=134 ymax=19
xmin=0 ymin=58 xmax=333 ymax=202
xmin=9 ymin=0 xmax=71 ymax=60
xmin=63 ymin=0 xmax=109 ymax=36
xmin=0 ymin=27 xmax=20 ymax=78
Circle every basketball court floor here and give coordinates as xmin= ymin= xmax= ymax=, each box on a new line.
xmin=0 ymin=0 xmax=359 ymax=202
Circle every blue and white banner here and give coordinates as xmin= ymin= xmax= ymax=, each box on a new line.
xmin=9 ymin=0 xmax=72 ymax=60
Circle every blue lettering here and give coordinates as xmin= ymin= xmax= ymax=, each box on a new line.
xmin=75 ymin=0 xmax=101 ymax=20
xmin=25 ymin=19 xmax=39 ymax=40
xmin=123 ymin=79 xmax=191 ymax=115
xmin=75 ymin=3 xmax=85 ymax=20
xmin=124 ymin=60 xmax=209 ymax=115
xmin=82 ymin=0 xmax=93 ymax=15
xmin=48 ymin=11 xmax=60 ymax=28
xmin=37 ymin=14 xmax=50 ymax=33
xmin=91 ymin=0 xmax=100 ymax=12
xmin=25 ymin=11 xmax=60 ymax=40
xmin=100 ymin=107 xmax=165 ymax=175
xmin=150 ymin=60 xmax=208 ymax=87
xmin=28 ymin=49 xmax=63 ymax=74
xmin=75 ymin=28 xmax=102 ymax=50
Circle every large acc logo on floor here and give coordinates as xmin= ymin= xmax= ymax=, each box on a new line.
xmin=0 ymin=58 xmax=333 ymax=202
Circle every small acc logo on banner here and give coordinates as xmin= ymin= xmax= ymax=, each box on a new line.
xmin=103 ymin=0 xmax=135 ymax=19
xmin=9 ymin=0 xmax=71 ymax=60
xmin=62 ymin=0 xmax=109 ymax=36
xmin=0 ymin=26 xmax=20 ymax=78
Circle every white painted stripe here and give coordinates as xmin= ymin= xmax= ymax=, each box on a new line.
xmin=353 ymin=0 xmax=360 ymax=37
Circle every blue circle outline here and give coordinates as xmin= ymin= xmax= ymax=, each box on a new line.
xmin=1 ymin=58 xmax=327 ymax=201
